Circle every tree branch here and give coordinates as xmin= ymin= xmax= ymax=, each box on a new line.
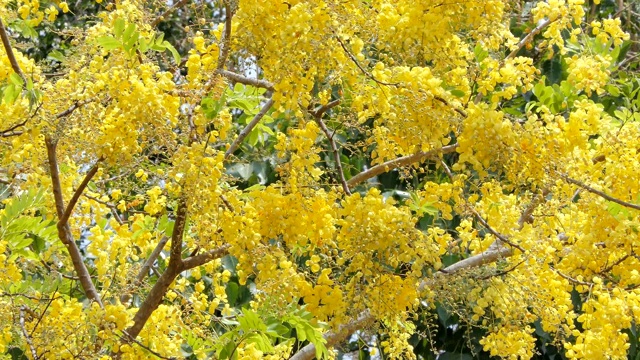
xmin=150 ymin=0 xmax=189 ymax=27
xmin=506 ymin=18 xmax=555 ymax=61
xmin=224 ymin=98 xmax=274 ymax=158
xmin=83 ymin=194 xmax=124 ymax=225
xmin=20 ymin=306 xmax=39 ymax=360
xmin=335 ymin=35 xmax=399 ymax=87
xmin=0 ymin=18 xmax=27 ymax=84
xmin=216 ymin=69 xmax=275 ymax=91
xmin=45 ymin=137 xmax=103 ymax=307
xmin=311 ymin=100 xmax=351 ymax=195
xmin=291 ymin=190 xmax=547 ymax=360
xmin=182 ymin=244 xmax=230 ymax=269
xmin=217 ymin=1 xmax=234 ymax=70
xmin=562 ymin=175 xmax=640 ymax=211
xmin=60 ymin=158 xmax=103 ymax=226
xmin=290 ymin=310 xmax=375 ymax=360
xmin=120 ymin=236 xmax=170 ymax=304
xmin=347 ymin=144 xmax=458 ymax=187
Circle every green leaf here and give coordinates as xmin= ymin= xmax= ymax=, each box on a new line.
xmin=114 ymin=18 xmax=126 ymax=39
xmin=226 ymin=282 xmax=239 ymax=306
xmin=9 ymin=73 xmax=24 ymax=87
xmin=96 ymin=36 xmax=122 ymax=50
xmin=48 ymin=50 xmax=65 ymax=62
xmin=122 ymin=23 xmax=137 ymax=42
xmin=450 ymin=89 xmax=465 ymax=97
xmin=3 ymin=84 xmax=20 ymax=104
xmin=474 ymin=43 xmax=488 ymax=63
xmin=163 ymin=41 xmax=181 ymax=63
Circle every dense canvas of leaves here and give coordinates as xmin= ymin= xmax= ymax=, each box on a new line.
xmin=1 ymin=0 xmax=640 ymax=359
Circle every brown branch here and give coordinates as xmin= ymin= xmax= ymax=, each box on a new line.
xmin=216 ymin=69 xmax=275 ymax=91
xmin=45 ymin=137 xmax=103 ymax=307
xmin=347 ymin=144 xmax=458 ymax=187
xmin=224 ymin=98 xmax=274 ymax=158
xmin=0 ymin=18 xmax=27 ymax=84
xmin=150 ymin=0 xmax=189 ymax=27
xmin=506 ymin=18 xmax=555 ymax=61
xmin=433 ymin=95 xmax=467 ymax=118
xmin=552 ymin=268 xmax=594 ymax=287
xmin=120 ymin=236 xmax=169 ymax=304
xmin=60 ymin=158 xmax=104 ymax=226
xmin=39 ymin=259 xmax=80 ymax=280
xmin=562 ymin=175 xmax=640 ymax=211
xmin=56 ymin=98 xmax=95 ymax=119
xmin=335 ymin=36 xmax=399 ymax=87
xmin=182 ymin=244 xmax=230 ymax=269
xmin=20 ymin=306 xmax=39 ymax=360
xmin=1 ymin=119 xmax=28 ymax=137
xmin=125 ymin=197 xmax=189 ymax=340
xmin=311 ymin=100 xmax=351 ymax=195
xmin=83 ymin=194 xmax=124 ymax=225
xmin=217 ymin=1 xmax=234 ymax=70
xmin=119 ymin=332 xmax=176 ymax=359
xmin=468 ymin=207 xmax=526 ymax=252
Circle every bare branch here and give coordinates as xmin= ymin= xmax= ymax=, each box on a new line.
xmin=182 ymin=244 xmax=230 ymax=269
xmin=224 ymin=98 xmax=274 ymax=158
xmin=562 ymin=175 xmax=640 ymax=211
xmin=120 ymin=236 xmax=169 ymax=304
xmin=552 ymin=268 xmax=594 ymax=286
xmin=347 ymin=144 xmax=458 ymax=187
xmin=0 ymin=18 xmax=27 ymax=84
xmin=150 ymin=0 xmax=189 ymax=27
xmin=1 ymin=119 xmax=28 ymax=138
xmin=216 ymin=69 xmax=275 ymax=91
xmin=20 ymin=306 xmax=39 ymax=360
xmin=217 ymin=1 xmax=234 ymax=70
xmin=506 ymin=18 xmax=555 ymax=60
xmin=60 ymin=158 xmax=104 ymax=226
xmin=83 ymin=194 xmax=124 ymax=225
xmin=311 ymin=100 xmax=351 ymax=195
xmin=45 ymin=137 xmax=103 ymax=307
xmin=56 ymin=98 xmax=96 ymax=119
xmin=335 ymin=35 xmax=399 ymax=87
xmin=467 ymin=207 xmax=526 ymax=252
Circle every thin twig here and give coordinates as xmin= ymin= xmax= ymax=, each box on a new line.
xmin=552 ymin=268 xmax=594 ymax=286
xmin=224 ymin=98 xmax=274 ymax=158
xmin=347 ymin=144 xmax=458 ymax=187
xmin=0 ymin=18 xmax=27 ymax=84
xmin=562 ymin=175 xmax=640 ymax=211
xmin=467 ymin=206 xmax=526 ymax=252
xmin=312 ymin=100 xmax=351 ymax=195
xmin=20 ymin=306 xmax=39 ymax=360
xmin=30 ymin=288 xmax=57 ymax=336
xmin=150 ymin=0 xmax=189 ymax=27
xmin=119 ymin=332 xmax=176 ymax=359
xmin=39 ymin=259 xmax=80 ymax=280
xmin=335 ymin=36 xmax=399 ymax=87
xmin=83 ymin=194 xmax=124 ymax=225
xmin=120 ymin=236 xmax=170 ymax=304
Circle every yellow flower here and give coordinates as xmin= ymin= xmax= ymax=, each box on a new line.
xmin=59 ymin=2 xmax=70 ymax=13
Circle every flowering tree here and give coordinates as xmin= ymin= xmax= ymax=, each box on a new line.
xmin=1 ymin=0 xmax=639 ymax=359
